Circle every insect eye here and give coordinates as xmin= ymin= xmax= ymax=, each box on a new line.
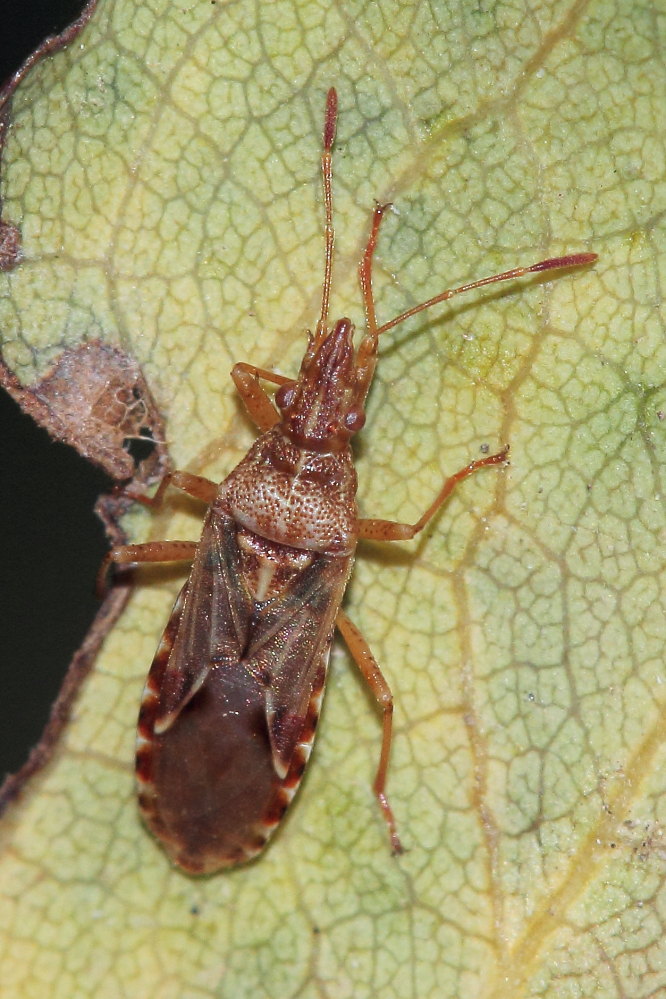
xmin=275 ymin=382 xmax=296 ymax=411
xmin=344 ymin=407 xmax=365 ymax=433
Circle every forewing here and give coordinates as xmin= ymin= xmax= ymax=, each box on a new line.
xmin=248 ymin=552 xmax=353 ymax=777
xmin=153 ymin=510 xmax=252 ymax=732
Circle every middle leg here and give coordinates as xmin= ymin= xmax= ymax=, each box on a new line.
xmin=358 ymin=447 xmax=509 ymax=543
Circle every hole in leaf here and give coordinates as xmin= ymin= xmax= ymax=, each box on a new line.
xmin=124 ymin=429 xmax=157 ymax=467
xmin=0 ymin=0 xmax=89 ymax=81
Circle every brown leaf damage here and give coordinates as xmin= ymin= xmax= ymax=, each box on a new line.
xmin=0 ymin=340 xmax=167 ymax=482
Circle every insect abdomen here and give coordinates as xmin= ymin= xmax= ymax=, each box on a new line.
xmin=136 ymin=584 xmax=325 ymax=873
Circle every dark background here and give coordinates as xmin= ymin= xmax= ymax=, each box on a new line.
xmin=0 ymin=0 xmax=109 ymax=777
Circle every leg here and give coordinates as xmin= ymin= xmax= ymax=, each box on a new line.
xmin=135 ymin=470 xmax=218 ymax=509
xmin=231 ymin=362 xmax=294 ymax=432
xmin=336 ymin=609 xmax=403 ymax=855
xmin=101 ymin=473 xmax=214 ymax=593
xmin=97 ymin=540 xmax=197 ymax=597
xmin=124 ymin=470 xmax=218 ymax=511
xmin=358 ymin=447 xmax=509 ymax=542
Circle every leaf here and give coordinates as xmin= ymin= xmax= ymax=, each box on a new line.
xmin=0 ymin=0 xmax=664 ymax=996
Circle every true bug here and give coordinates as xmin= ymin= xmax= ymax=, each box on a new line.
xmin=101 ymin=88 xmax=596 ymax=874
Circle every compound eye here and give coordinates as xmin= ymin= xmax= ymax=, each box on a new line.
xmin=344 ymin=407 xmax=365 ymax=433
xmin=275 ymin=382 xmax=296 ymax=411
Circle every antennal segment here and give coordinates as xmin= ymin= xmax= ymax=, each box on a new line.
xmin=375 ymin=251 xmax=598 ymax=337
xmin=316 ymin=87 xmax=338 ymax=340
xmin=359 ymin=202 xmax=391 ymax=338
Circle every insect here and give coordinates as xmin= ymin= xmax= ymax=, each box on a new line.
xmin=101 ymin=88 xmax=596 ymax=874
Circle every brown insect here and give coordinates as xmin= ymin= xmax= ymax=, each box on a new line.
xmin=101 ymin=88 xmax=596 ymax=874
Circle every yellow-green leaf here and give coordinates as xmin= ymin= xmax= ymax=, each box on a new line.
xmin=1 ymin=0 xmax=664 ymax=996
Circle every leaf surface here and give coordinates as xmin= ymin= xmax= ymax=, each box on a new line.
xmin=1 ymin=0 xmax=664 ymax=996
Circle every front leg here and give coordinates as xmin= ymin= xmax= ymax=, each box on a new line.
xmin=231 ymin=362 xmax=293 ymax=432
xmin=134 ymin=470 xmax=218 ymax=509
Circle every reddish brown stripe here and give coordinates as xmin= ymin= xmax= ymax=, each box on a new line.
xmin=283 ymin=747 xmax=308 ymax=788
xmin=263 ymin=793 xmax=290 ymax=827
xmin=137 ymin=692 xmax=158 ymax=738
xmin=135 ymin=745 xmax=153 ymax=782
xmin=135 ymin=588 xmax=187 ymax=819
xmin=293 ymin=682 xmax=324 ymax=748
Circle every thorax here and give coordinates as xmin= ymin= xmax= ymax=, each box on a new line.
xmin=217 ymin=426 xmax=358 ymax=555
